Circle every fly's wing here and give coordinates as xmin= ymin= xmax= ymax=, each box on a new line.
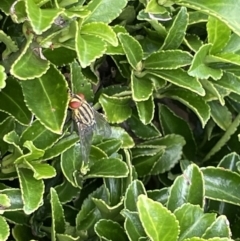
xmin=93 ymin=110 xmax=111 ymax=138
xmin=76 ymin=122 xmax=94 ymax=163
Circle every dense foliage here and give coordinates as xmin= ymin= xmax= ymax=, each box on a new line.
xmin=1 ymin=0 xmax=240 ymax=240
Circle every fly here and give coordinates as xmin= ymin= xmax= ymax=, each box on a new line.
xmin=69 ymin=93 xmax=111 ymax=163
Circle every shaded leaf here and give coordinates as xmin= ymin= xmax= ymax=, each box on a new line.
xmin=95 ymin=219 xmax=128 ymax=241
xmin=0 ymin=77 xmax=31 ymax=125
xmin=163 ymin=88 xmax=210 ymax=127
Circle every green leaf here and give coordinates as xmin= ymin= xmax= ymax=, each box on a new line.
xmin=168 ymin=164 xmax=204 ymax=211
xmin=209 ymin=52 xmax=240 ymax=67
xmin=148 ymin=72 xmax=167 ymax=90
xmin=211 ymin=72 xmax=240 ymax=95
xmin=159 ymin=104 xmax=196 ymax=160
xmin=0 ymin=194 xmax=11 ymax=209
xmin=43 ymin=133 xmax=79 ymax=161
xmin=20 ymin=120 xmax=62 ymax=150
xmin=174 ymin=203 xmax=216 ymax=241
xmin=133 ymin=138 xmax=183 ymax=176
xmin=0 ymin=117 xmax=15 ymax=155
xmin=56 ymin=234 xmax=79 ymax=241
xmin=110 ymin=127 xmax=135 ymax=149
xmin=76 ymin=186 xmax=105 ymax=231
xmin=0 ymin=64 xmax=7 ymax=89
xmin=209 ymin=101 xmax=232 ymax=131
xmin=106 ymin=25 xmax=126 ymax=55
xmin=124 ymin=180 xmax=147 ymax=211
xmin=104 ymin=178 xmax=124 ymax=206
xmin=25 ymin=0 xmax=63 ymax=34
xmin=144 ymin=50 xmax=192 ymax=69
xmin=61 ymin=144 xmax=82 ymax=187
xmin=0 ymin=77 xmax=31 ymax=125
xmin=132 ymin=146 xmax=163 ymax=159
xmin=137 ymin=195 xmax=179 ymax=241
xmin=200 ymin=79 xmax=225 ymax=105
xmin=0 ymin=216 xmax=10 ymax=241
xmin=95 ymin=219 xmax=128 ymax=241
xmin=147 ymin=188 xmax=169 ymax=205
xmin=10 ymin=35 xmax=50 ymax=80
xmin=177 ymin=0 xmax=240 ymax=36
xmin=76 ymin=33 xmax=106 ymax=68
xmin=188 ymin=44 xmax=222 ymax=80
xmin=50 ymin=188 xmax=65 ymax=236
xmin=15 ymin=141 xmax=44 ymax=164
xmin=92 ymin=198 xmax=123 ymax=219
xmin=220 ymin=152 xmax=240 ymax=172
xmin=207 ymin=16 xmax=231 ymax=54
xmin=21 ymin=65 xmax=68 ymax=134
xmin=202 ymin=215 xmax=232 ymax=239
xmin=121 ymin=210 xmax=146 ymax=240
xmin=55 ymin=179 xmax=80 ymax=203
xmin=132 ymin=72 xmax=153 ymax=101
xmin=162 ymin=88 xmax=211 ymax=128
xmin=12 ymin=225 xmax=35 ymax=241
xmin=127 ymin=111 xmax=160 ymax=139
xmin=136 ymin=96 xmax=154 ymax=125
xmin=87 ymin=158 xmax=129 ymax=178
xmin=184 ymin=34 xmax=203 ymax=52
xmin=118 ymin=33 xmax=143 ymax=70
xmin=138 ymin=134 xmax=185 ymax=175
xmin=132 ymin=149 xmax=164 ymax=177
xmin=27 ymin=162 xmax=56 ymax=180
xmin=0 ymin=30 xmax=18 ymax=59
xmin=81 ymin=22 xmax=118 ymax=46
xmin=145 ymin=0 xmax=167 ymax=14
xmin=99 ymin=94 xmax=132 ymax=124
xmin=161 ymin=7 xmax=188 ymax=50
xmin=10 ymin=1 xmax=28 ymax=24
xmin=0 ymin=189 xmax=23 ymax=211
xmin=151 ymin=69 xmax=205 ymax=96
xmin=202 ymin=113 xmax=240 ymax=162
xmin=44 ymin=47 xmax=76 ymax=66
xmin=70 ymin=61 xmax=93 ymax=101
xmin=222 ymin=33 xmax=240 ymax=53
xmin=188 ymin=11 xmax=208 ymax=25
xmin=202 ymin=167 xmax=240 ymax=205
xmin=96 ymin=139 xmax=122 ymax=156
xmin=0 ymin=0 xmax=16 ymax=14
xmin=17 ymin=167 xmax=44 ymax=215
xmin=84 ymin=0 xmax=128 ymax=24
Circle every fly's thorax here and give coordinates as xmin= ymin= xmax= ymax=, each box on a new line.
xmin=73 ymin=100 xmax=95 ymax=127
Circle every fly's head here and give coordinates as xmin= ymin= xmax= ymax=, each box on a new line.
xmin=69 ymin=93 xmax=85 ymax=110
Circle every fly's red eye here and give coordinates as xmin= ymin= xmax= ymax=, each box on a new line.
xmin=76 ymin=93 xmax=85 ymax=100
xmin=69 ymin=101 xmax=81 ymax=109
